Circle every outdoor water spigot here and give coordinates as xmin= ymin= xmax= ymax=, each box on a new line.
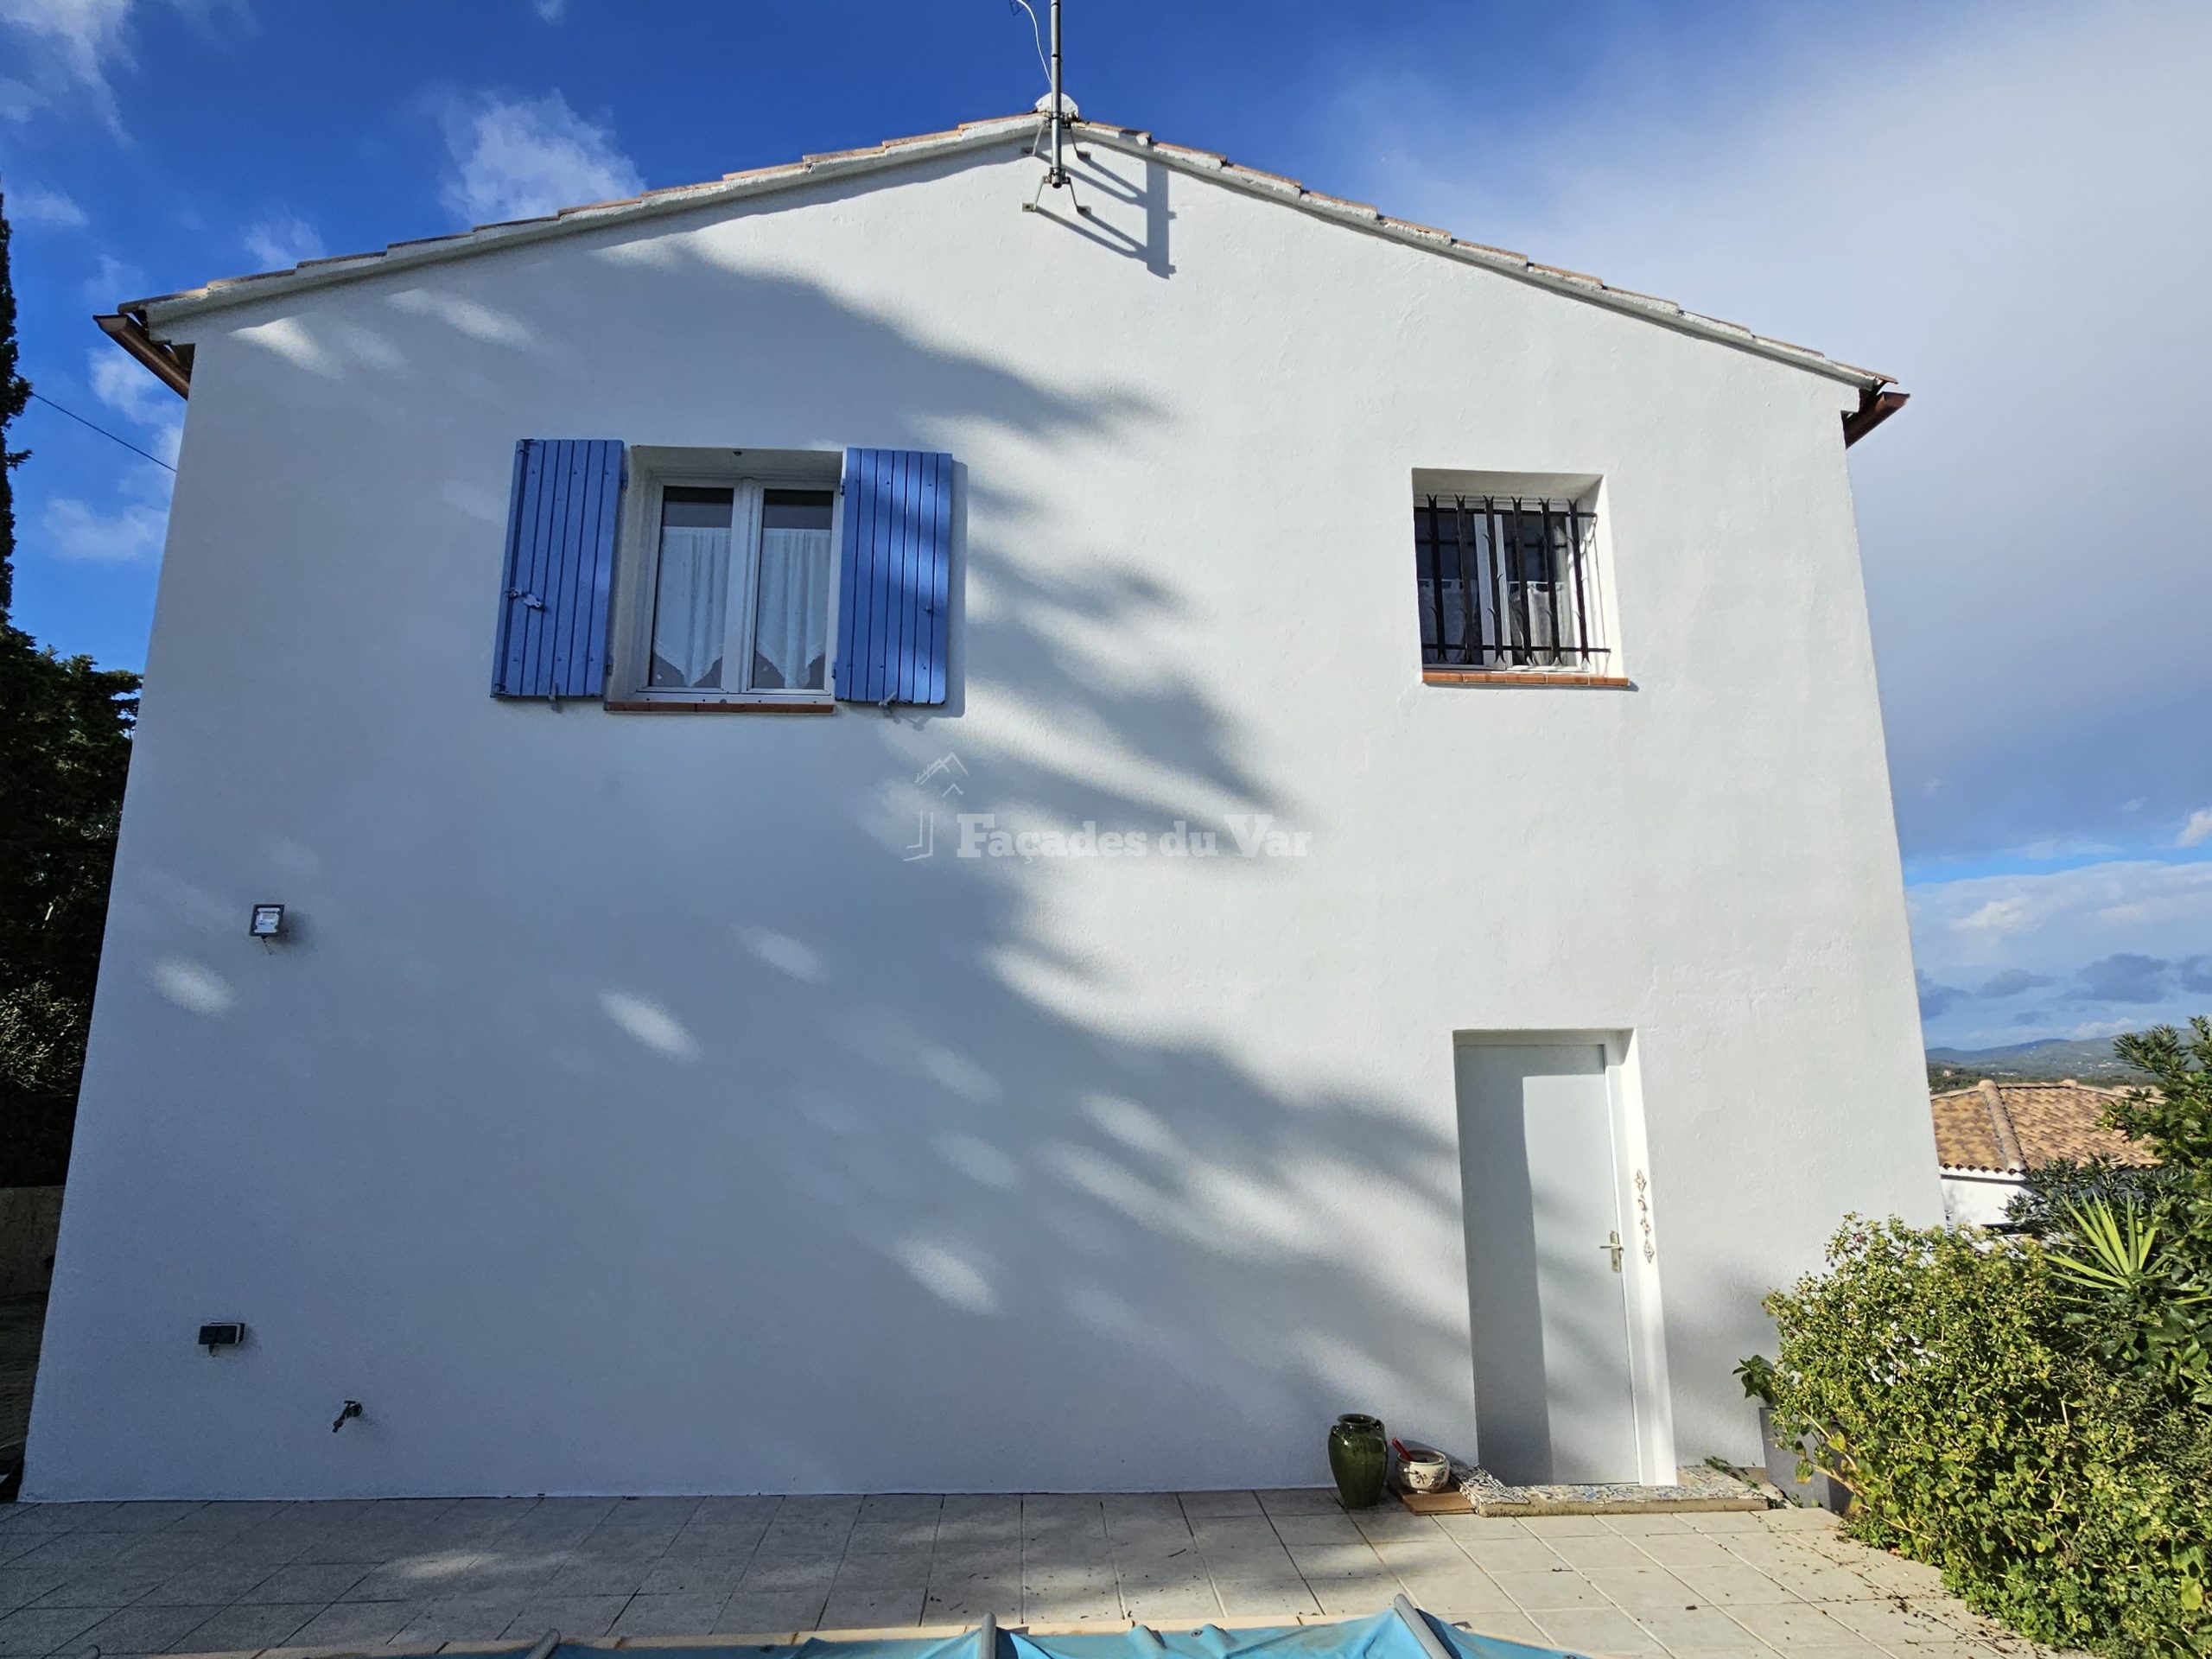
xmin=333 ymin=1400 xmax=363 ymax=1433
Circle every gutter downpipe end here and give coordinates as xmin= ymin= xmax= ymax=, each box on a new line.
xmin=1843 ymin=383 xmax=1908 ymax=447
xmin=96 ymin=308 xmax=192 ymax=400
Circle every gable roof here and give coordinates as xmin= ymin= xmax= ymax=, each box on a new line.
xmin=101 ymin=111 xmax=1902 ymax=417
xmin=1931 ymin=1078 xmax=2158 ymax=1174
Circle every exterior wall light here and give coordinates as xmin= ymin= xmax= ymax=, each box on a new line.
xmin=249 ymin=904 xmax=286 ymax=938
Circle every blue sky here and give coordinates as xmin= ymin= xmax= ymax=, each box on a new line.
xmin=3 ymin=0 xmax=2209 ymax=1052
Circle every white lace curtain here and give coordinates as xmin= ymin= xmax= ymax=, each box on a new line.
xmin=649 ymin=525 xmax=730 ymax=689
xmin=751 ymin=527 xmax=833 ymax=690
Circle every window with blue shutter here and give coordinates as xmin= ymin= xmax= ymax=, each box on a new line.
xmin=492 ymin=439 xmax=626 ymax=699
xmin=835 ymin=448 xmax=952 ymax=706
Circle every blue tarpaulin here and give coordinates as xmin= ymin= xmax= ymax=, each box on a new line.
xmin=515 ymin=1603 xmax=1586 ymax=1659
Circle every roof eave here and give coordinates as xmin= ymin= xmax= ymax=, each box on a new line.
xmin=111 ymin=112 xmax=1897 ymax=404
xmin=95 ymin=310 xmax=192 ymax=397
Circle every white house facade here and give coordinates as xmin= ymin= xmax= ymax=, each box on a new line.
xmin=29 ymin=115 xmax=1942 ymax=1501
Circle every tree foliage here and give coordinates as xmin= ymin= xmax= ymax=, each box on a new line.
xmin=0 ymin=189 xmax=142 ymax=1185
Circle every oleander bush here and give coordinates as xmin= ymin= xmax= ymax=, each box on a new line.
xmin=1764 ymin=1217 xmax=2212 ymax=1656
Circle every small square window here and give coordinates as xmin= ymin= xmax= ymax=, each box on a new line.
xmin=1412 ymin=482 xmax=1610 ymax=677
xmin=620 ymin=456 xmax=840 ymax=703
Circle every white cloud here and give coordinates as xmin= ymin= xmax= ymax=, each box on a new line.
xmin=242 ymin=211 xmax=324 ymax=270
xmin=1331 ymin=0 xmax=2212 ymax=864
xmin=41 ymin=495 xmax=166 ymax=561
xmin=436 ymin=88 xmax=642 ymax=226
xmin=89 ymin=342 xmax=169 ymax=425
xmin=2178 ymin=808 xmax=2212 ymax=849
xmin=5 ymin=181 xmax=86 ymax=225
xmin=531 ymin=0 xmax=564 ymax=19
xmin=1906 ymin=857 xmax=2212 ymax=1045
xmin=0 ymin=0 xmax=132 ymax=127
xmin=87 ymin=343 xmax=184 ymax=471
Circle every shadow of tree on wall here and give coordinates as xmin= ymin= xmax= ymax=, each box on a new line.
xmin=72 ymin=156 xmax=1719 ymax=1496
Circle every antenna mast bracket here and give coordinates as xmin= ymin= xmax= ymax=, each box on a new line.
xmin=1023 ymin=0 xmax=1088 ymax=215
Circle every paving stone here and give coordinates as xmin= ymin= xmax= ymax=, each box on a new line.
xmin=921 ymin=1567 xmax=1020 ymax=1624
xmin=283 ymin=1598 xmax=424 ymax=1647
xmin=1529 ymin=1605 xmax=1666 ymax=1656
xmin=25 ymin=1564 xmax=172 ymax=1608
xmin=132 ymin=1563 xmax=280 ymax=1607
xmin=1623 ymin=1602 xmax=1771 ymax=1651
xmin=386 ymin=1594 xmax=535 ymax=1647
xmin=661 ymin=1522 xmax=770 ymax=1563
xmin=1208 ymin=1573 xmax=1318 ymax=1619
xmin=73 ymin=1600 xmax=226 ymax=1654
xmin=1489 ymin=1567 xmax=1612 ymax=1612
xmin=608 ymin=1592 xmax=729 ymax=1637
xmin=496 ymin=1595 xmax=630 ymax=1640
xmin=543 ymin=1558 xmax=656 ymax=1598
xmin=1599 ymin=1514 xmax=1697 ymax=1535
xmin=1822 ymin=1595 xmax=1974 ymax=1646
xmin=1514 ymin=1515 xmax=1616 ymax=1538
xmin=1722 ymin=1598 xmax=1870 ymax=1649
xmin=1253 ymin=1491 xmax=1341 ymax=1518
xmin=1302 ymin=1579 xmax=1397 ymax=1618
xmin=639 ymin=1559 xmax=746 ymax=1598
xmin=1630 ymin=1534 xmax=1747 ymax=1570
xmin=168 ymin=1599 xmax=325 ymax=1653
xmin=1116 ymin=1580 xmax=1220 ymax=1624
xmin=238 ymin=1564 xmax=372 ymax=1605
xmin=1451 ymin=1539 xmax=1567 ymax=1576
xmin=1580 ymin=1567 xmax=1697 ymax=1611
xmin=821 ymin=1586 xmax=931 ymax=1631
xmin=1347 ymin=1510 xmax=1440 ymax=1544
xmin=1665 ymin=1564 xmax=1798 ymax=1606
xmin=0 ymin=1602 xmax=115 ymax=1656
xmin=1541 ymin=1533 xmax=1656 ymax=1571
xmin=715 ymin=1589 xmax=830 ymax=1633
xmin=1446 ymin=1608 xmax=1550 ymax=1649
xmin=1266 ymin=1514 xmax=1367 ymax=1546
xmin=1758 ymin=1507 xmax=1842 ymax=1529
xmin=1178 ymin=1492 xmax=1262 ymax=1520
xmin=1428 ymin=1516 xmax=1529 ymax=1544
xmin=690 ymin=1497 xmax=781 ymax=1527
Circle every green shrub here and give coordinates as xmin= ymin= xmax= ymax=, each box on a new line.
xmin=1765 ymin=1217 xmax=2212 ymax=1656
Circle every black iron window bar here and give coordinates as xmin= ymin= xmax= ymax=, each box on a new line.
xmin=1416 ymin=494 xmax=1607 ymax=671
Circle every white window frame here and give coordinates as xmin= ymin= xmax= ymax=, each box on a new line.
xmin=613 ymin=448 xmax=843 ymax=705
xmin=1409 ymin=469 xmax=1621 ymax=681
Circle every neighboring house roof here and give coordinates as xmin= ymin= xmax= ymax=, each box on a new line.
xmin=98 ymin=111 xmax=1904 ymax=423
xmin=1931 ymin=1078 xmax=2158 ymax=1175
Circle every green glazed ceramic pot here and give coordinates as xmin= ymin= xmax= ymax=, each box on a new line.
xmin=1327 ymin=1413 xmax=1388 ymax=1509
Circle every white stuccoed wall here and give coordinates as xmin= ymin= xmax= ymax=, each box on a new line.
xmin=28 ymin=141 xmax=1942 ymax=1499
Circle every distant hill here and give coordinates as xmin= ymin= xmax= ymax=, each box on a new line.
xmin=1926 ymin=1035 xmax=2145 ymax=1088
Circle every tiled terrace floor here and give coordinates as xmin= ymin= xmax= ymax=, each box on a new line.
xmin=0 ymin=1493 xmax=2069 ymax=1659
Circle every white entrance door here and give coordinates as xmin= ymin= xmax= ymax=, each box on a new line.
xmin=1453 ymin=1040 xmax=1640 ymax=1484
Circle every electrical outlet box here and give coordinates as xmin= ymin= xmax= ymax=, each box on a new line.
xmin=198 ymin=1321 xmax=246 ymax=1352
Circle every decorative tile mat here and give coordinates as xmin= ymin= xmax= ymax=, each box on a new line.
xmin=1407 ymin=1460 xmax=1770 ymax=1516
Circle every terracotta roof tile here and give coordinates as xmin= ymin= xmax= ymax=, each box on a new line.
xmin=1931 ymin=1080 xmax=2157 ymax=1173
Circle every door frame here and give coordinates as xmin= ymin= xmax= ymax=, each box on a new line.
xmin=1452 ymin=1028 xmax=1676 ymax=1486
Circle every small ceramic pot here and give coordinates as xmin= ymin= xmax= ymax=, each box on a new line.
xmin=1327 ymin=1413 xmax=1389 ymax=1509
xmin=1399 ymin=1449 xmax=1452 ymax=1493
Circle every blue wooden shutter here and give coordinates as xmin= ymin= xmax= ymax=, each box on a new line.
xmin=835 ymin=448 xmax=952 ymax=705
xmin=492 ymin=439 xmax=626 ymax=699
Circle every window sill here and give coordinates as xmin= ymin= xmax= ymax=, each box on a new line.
xmin=1422 ymin=668 xmax=1631 ymax=689
xmin=603 ymin=697 xmax=836 ymax=714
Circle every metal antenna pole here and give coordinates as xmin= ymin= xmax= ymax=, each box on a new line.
xmin=1048 ymin=0 xmax=1067 ymax=187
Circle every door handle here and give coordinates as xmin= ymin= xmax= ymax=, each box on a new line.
xmin=1601 ymin=1230 xmax=1624 ymax=1273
